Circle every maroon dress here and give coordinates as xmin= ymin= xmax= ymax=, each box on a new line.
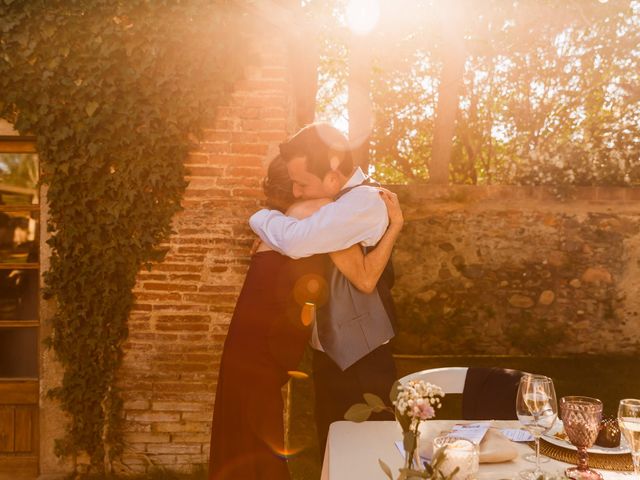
xmin=208 ymin=251 xmax=327 ymax=480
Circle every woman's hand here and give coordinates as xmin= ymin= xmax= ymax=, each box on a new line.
xmin=378 ymin=188 xmax=403 ymax=229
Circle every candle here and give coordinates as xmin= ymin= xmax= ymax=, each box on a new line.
xmin=432 ymin=436 xmax=479 ymax=480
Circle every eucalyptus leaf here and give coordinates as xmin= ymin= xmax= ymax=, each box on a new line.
xmin=389 ymin=379 xmax=401 ymax=403
xmin=344 ymin=403 xmax=374 ymax=422
xmin=363 ymin=392 xmax=387 ymax=412
xmin=378 ymin=459 xmax=394 ymax=479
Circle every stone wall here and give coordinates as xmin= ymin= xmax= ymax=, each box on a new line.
xmin=391 ymin=185 xmax=640 ymax=356
xmin=114 ymin=39 xmax=294 ymax=474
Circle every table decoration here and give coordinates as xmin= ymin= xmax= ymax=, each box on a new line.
xmin=542 ymin=420 xmax=630 ymax=455
xmin=345 ymin=379 xmax=450 ymax=479
xmin=432 ymin=435 xmax=479 ymax=480
xmin=534 ymin=438 xmax=634 ymax=471
xmin=617 ymin=398 xmax=640 ymax=478
xmin=560 ymin=396 xmax=604 ymax=480
xmin=516 ymin=374 xmax=558 ymax=480
xmin=596 ymin=418 xmax=621 ymax=449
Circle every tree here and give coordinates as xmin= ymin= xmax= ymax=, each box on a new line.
xmin=312 ymin=0 xmax=640 ymax=186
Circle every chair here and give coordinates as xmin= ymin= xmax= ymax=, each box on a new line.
xmin=399 ymin=366 xmax=525 ymax=420
xmin=399 ymin=367 xmax=469 ymax=394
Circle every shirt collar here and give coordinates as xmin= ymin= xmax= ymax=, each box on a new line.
xmin=341 ymin=167 xmax=367 ymax=191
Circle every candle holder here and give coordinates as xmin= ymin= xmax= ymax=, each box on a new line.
xmin=432 ymin=435 xmax=479 ymax=480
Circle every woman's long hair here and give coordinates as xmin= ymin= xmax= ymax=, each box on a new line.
xmin=262 ymin=155 xmax=295 ymax=213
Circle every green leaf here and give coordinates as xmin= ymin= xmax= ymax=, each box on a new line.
xmin=378 ymin=459 xmax=394 ymax=479
xmin=363 ymin=392 xmax=386 ymax=412
xmin=389 ymin=380 xmax=401 ymax=403
xmin=0 ymin=1 xmax=248 ymax=471
xmin=344 ymin=403 xmax=373 ymax=422
xmin=445 ymin=466 xmax=459 ymax=480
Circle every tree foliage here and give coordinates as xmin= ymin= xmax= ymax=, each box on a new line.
xmin=0 ymin=0 xmax=246 ymax=474
xmin=312 ymin=0 xmax=640 ymax=185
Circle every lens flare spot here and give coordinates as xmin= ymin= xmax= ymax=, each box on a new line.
xmin=270 ymin=443 xmax=307 ymax=458
xmin=300 ymin=302 xmax=315 ymax=327
xmin=288 ymin=370 xmax=309 ymax=380
xmin=307 ymin=277 xmax=320 ymax=294
xmin=293 ymin=274 xmax=328 ymax=307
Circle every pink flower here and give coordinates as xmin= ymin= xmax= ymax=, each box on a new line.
xmin=412 ymin=402 xmax=435 ymax=420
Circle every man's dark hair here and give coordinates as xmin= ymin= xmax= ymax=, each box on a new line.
xmin=279 ymin=123 xmax=353 ymax=179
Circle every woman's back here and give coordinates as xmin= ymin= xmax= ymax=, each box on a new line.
xmin=209 ymin=249 xmax=327 ymax=480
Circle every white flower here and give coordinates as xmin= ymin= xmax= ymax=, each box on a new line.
xmin=393 ymin=380 xmax=445 ymax=420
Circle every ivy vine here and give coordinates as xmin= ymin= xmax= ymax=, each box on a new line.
xmin=0 ymin=0 xmax=247 ymax=474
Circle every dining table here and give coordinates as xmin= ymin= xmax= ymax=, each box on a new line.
xmin=320 ymin=420 xmax=634 ymax=480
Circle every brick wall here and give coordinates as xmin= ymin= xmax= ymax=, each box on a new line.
xmin=116 ymin=39 xmax=294 ymax=474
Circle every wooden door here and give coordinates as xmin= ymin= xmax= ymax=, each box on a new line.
xmin=0 ymin=137 xmax=40 ymax=479
xmin=0 ymin=382 xmax=38 ymax=479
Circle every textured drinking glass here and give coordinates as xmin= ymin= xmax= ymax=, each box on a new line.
xmin=560 ymin=396 xmax=603 ymax=480
xmin=618 ymin=399 xmax=640 ymax=478
xmin=432 ymin=436 xmax=479 ymax=480
xmin=516 ymin=374 xmax=558 ymax=480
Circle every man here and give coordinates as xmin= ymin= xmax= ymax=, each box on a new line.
xmin=249 ymin=123 xmax=397 ymax=454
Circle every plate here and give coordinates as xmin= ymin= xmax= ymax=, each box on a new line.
xmin=542 ymin=420 xmax=631 ymax=455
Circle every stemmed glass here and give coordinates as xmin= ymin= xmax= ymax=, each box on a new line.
xmin=560 ymin=396 xmax=603 ymax=480
xmin=618 ymin=398 xmax=640 ymax=478
xmin=516 ymin=374 xmax=558 ymax=480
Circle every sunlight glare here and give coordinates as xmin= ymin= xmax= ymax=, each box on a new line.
xmin=346 ymin=0 xmax=380 ymax=35
xmin=346 ymin=84 xmax=374 ymax=150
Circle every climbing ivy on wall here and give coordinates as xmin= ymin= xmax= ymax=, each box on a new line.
xmin=0 ymin=0 xmax=247 ymax=474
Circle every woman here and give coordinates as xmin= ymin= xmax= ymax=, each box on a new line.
xmin=208 ymin=156 xmax=403 ymax=480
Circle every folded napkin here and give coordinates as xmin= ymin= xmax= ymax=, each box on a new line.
xmin=419 ymin=425 xmax=518 ymax=464
xmin=477 ymin=428 xmax=518 ymax=463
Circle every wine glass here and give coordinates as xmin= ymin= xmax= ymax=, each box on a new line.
xmin=560 ymin=396 xmax=603 ymax=480
xmin=516 ymin=374 xmax=558 ymax=480
xmin=618 ymin=398 xmax=640 ymax=478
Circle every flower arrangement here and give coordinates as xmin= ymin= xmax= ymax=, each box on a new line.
xmin=345 ymin=380 xmax=449 ymax=480
xmin=345 ymin=380 xmax=574 ymax=480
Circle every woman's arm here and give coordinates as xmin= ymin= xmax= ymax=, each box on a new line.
xmin=284 ymin=190 xmax=403 ymax=293
xmin=329 ymin=189 xmax=403 ymax=294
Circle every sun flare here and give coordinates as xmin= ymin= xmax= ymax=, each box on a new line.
xmin=345 ymin=0 xmax=380 ymax=35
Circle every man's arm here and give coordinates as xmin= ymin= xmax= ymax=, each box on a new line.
xmin=249 ymin=187 xmax=388 ymax=259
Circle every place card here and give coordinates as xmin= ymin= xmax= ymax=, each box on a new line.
xmin=448 ymin=422 xmax=490 ymax=445
xmin=500 ymin=428 xmax=534 ymax=442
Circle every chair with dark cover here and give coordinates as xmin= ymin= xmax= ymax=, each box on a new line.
xmin=462 ymin=367 xmax=525 ymax=420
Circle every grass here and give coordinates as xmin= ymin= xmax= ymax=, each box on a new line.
xmin=287 ymin=353 xmax=640 ymax=480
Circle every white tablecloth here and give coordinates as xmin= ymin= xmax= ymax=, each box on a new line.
xmin=321 ymin=420 xmax=634 ymax=480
